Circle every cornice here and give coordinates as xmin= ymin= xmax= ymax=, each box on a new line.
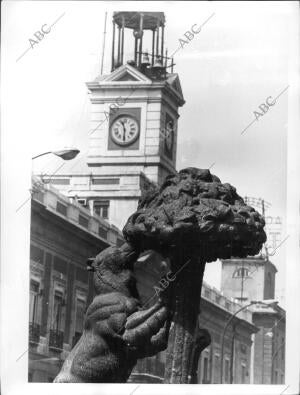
xmin=87 ymin=81 xmax=185 ymax=107
xmin=86 ymin=156 xmax=176 ymax=174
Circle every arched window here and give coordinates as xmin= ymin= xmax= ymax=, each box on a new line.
xmin=233 ymin=267 xmax=250 ymax=278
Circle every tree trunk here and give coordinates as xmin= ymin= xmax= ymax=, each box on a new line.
xmin=164 ymin=254 xmax=206 ymax=383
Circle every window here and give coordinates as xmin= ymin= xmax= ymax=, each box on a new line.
xmin=50 ymin=178 xmax=70 ymax=185
xmin=241 ymin=364 xmax=246 ymax=383
xmin=224 ymin=359 xmax=230 ymax=383
xmin=29 ymin=279 xmax=42 ymax=344
xmin=77 ymin=199 xmax=87 ymax=207
xmin=214 ymin=354 xmax=220 ymax=382
xmin=29 ymin=280 xmax=40 ymax=324
xmin=49 ymin=287 xmax=66 ymax=351
xmin=52 ymin=289 xmax=65 ymax=331
xmin=202 ymin=356 xmax=209 ymax=383
xmin=76 ymin=267 xmax=88 ymax=284
xmin=30 ymin=245 xmax=44 ymax=264
xmin=240 ymin=344 xmax=247 ymax=354
xmin=73 ymin=294 xmax=86 ymax=347
xmin=94 ymin=200 xmax=109 ymax=219
xmin=268 ymin=231 xmax=281 ymax=250
xmin=75 ymin=297 xmax=86 ymax=333
xmin=92 ymin=178 xmax=119 ymax=185
xmin=53 ymin=256 xmax=67 ymax=274
xmin=233 ymin=267 xmax=250 ymax=278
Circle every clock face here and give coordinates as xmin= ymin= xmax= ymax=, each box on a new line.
xmin=110 ymin=116 xmax=139 ymax=146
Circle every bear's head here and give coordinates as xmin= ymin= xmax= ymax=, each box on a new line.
xmin=87 ymin=243 xmax=140 ymax=298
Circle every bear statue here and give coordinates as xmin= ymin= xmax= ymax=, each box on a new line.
xmin=54 ymin=242 xmax=169 ymax=383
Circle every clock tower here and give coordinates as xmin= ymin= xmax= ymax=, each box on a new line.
xmin=49 ymin=11 xmax=185 ymax=229
xmin=87 ymin=11 xmax=185 ymax=185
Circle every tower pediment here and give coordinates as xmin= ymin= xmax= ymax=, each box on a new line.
xmin=97 ymin=64 xmax=153 ymax=85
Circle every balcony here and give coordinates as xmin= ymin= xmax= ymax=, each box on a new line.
xmin=29 ymin=322 xmax=40 ymax=344
xmin=49 ymin=329 xmax=64 ymax=351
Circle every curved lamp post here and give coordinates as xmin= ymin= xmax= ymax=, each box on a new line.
xmin=220 ymin=300 xmax=278 ymax=383
xmin=32 ymin=148 xmax=80 ymax=161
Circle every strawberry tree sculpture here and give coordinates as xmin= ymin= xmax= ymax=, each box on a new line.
xmin=123 ymin=167 xmax=266 ymax=383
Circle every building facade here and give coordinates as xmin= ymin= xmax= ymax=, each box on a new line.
xmin=221 ymin=256 xmax=286 ymax=384
xmin=198 ymin=284 xmax=257 ymax=384
xmin=251 ymin=303 xmax=285 ymax=384
xmin=130 ymin=282 xmax=258 ymax=384
xmin=29 ymin=178 xmax=123 ymax=382
xmin=129 ymin=256 xmax=286 ymax=384
xmin=221 ymin=256 xmax=277 ymax=304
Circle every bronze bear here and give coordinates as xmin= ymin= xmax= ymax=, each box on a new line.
xmin=54 ymin=243 xmax=169 ymax=383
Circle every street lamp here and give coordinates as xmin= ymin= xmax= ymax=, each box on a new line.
xmin=220 ymin=300 xmax=278 ymax=383
xmin=32 ymin=148 xmax=80 ymax=161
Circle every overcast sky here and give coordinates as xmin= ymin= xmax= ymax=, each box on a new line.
xmin=3 ymin=1 xmax=297 ymax=305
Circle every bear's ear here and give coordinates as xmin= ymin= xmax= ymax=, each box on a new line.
xmin=86 ymin=257 xmax=95 ymax=272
